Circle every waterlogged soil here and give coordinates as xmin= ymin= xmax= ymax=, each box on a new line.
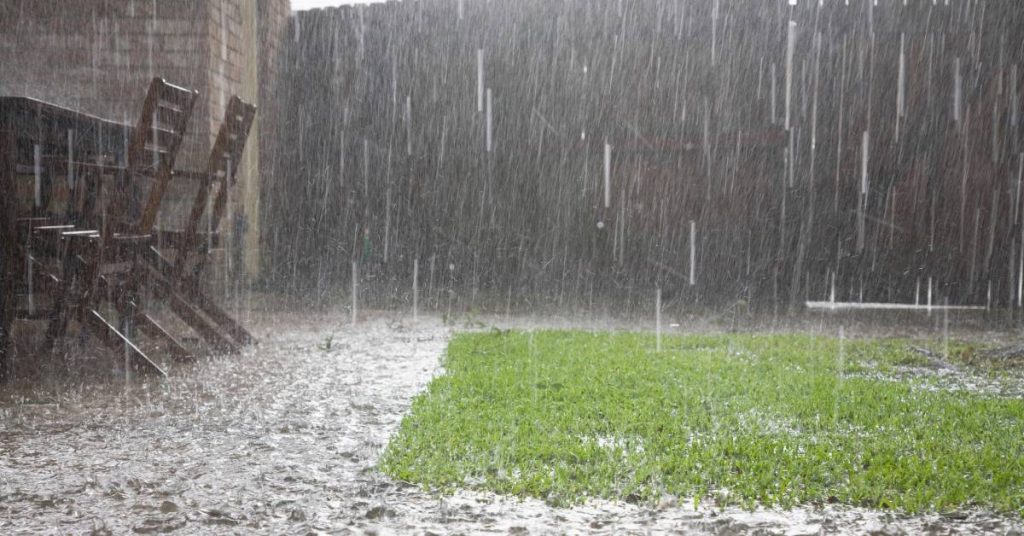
xmin=1 ymin=312 xmax=1022 ymax=535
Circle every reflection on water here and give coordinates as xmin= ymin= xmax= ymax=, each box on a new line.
xmin=1 ymin=313 xmax=1020 ymax=535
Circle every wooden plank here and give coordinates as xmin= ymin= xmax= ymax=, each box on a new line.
xmin=149 ymin=272 xmax=239 ymax=354
xmin=134 ymin=313 xmax=194 ymax=362
xmin=82 ymin=309 xmax=166 ymax=377
xmin=165 ymin=288 xmax=239 ymax=355
xmin=171 ymin=176 xmax=213 ymax=284
xmin=91 ymin=275 xmax=194 ymax=363
xmin=147 ymin=247 xmax=249 ymax=350
xmin=181 ymin=286 xmax=256 ymax=347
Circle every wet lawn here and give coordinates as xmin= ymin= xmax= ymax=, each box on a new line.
xmin=381 ymin=330 xmax=1024 ymax=515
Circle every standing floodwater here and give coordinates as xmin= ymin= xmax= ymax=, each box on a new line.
xmin=0 ymin=315 xmax=448 ymax=534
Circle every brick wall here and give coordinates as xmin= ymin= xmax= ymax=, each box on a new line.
xmin=254 ymin=0 xmax=291 ymax=279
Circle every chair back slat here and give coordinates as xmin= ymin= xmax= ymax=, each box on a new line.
xmin=130 ymin=79 xmax=198 ymax=235
xmin=205 ymin=96 xmax=257 ymax=184
xmin=126 ymin=78 xmax=196 ymax=175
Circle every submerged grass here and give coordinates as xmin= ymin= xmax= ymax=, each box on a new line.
xmin=380 ymin=330 xmax=1024 ymax=515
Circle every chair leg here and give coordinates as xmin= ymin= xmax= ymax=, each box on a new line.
xmin=82 ymin=309 xmax=166 ymax=377
xmin=190 ymin=179 xmax=230 ymax=278
xmin=42 ymin=261 xmax=74 ymax=355
xmin=183 ymin=284 xmax=256 ymax=347
xmin=171 ymin=179 xmax=212 ymax=286
xmin=134 ymin=312 xmax=193 ymax=362
xmin=146 ymin=248 xmax=242 ymax=353
xmin=160 ymin=284 xmax=238 ymax=355
xmin=41 ymin=300 xmax=71 ymax=355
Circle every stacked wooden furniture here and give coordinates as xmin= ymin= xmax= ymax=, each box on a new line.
xmin=0 ymin=78 xmax=257 ymax=381
xmin=148 ymin=95 xmax=258 ymax=354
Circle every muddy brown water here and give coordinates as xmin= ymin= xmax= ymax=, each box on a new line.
xmin=1 ymin=311 xmax=1022 ymax=535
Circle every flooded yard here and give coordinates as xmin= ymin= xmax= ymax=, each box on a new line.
xmin=1 ymin=312 xmax=1022 ymax=535
xmin=4 ymin=0 xmax=1024 ymax=533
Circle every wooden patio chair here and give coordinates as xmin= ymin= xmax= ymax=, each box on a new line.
xmin=40 ymin=78 xmax=199 ymax=376
xmin=146 ymin=95 xmax=258 ymax=351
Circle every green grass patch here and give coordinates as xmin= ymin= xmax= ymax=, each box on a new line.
xmin=380 ymin=330 xmax=1024 ymax=514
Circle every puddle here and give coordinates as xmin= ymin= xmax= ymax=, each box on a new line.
xmin=846 ymin=361 xmax=1024 ymax=398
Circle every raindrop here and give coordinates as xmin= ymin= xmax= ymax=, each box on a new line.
xmin=689 ymin=220 xmax=696 ymax=286
xmin=406 ymin=94 xmax=412 ymax=156
xmin=486 ymin=88 xmax=493 ymax=152
xmin=953 ymin=57 xmax=962 ymax=123
xmin=33 ymin=144 xmax=42 ymax=207
xmin=861 ymin=130 xmax=870 ymax=196
xmin=351 ymin=261 xmax=358 ymax=326
xmin=603 ymin=140 xmax=611 ymax=209
xmin=413 ymin=258 xmax=419 ymax=322
xmin=655 ymin=287 xmax=662 ymax=352
xmin=927 ymin=276 xmax=934 ymax=316
xmin=476 ymin=48 xmax=484 ymax=113
xmin=785 ymin=20 xmax=796 ymax=131
xmin=66 ymin=129 xmax=74 ymax=189
xmin=897 ymin=33 xmax=906 ymax=118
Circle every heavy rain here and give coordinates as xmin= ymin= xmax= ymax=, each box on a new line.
xmin=2 ymin=0 xmax=1024 ymax=533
